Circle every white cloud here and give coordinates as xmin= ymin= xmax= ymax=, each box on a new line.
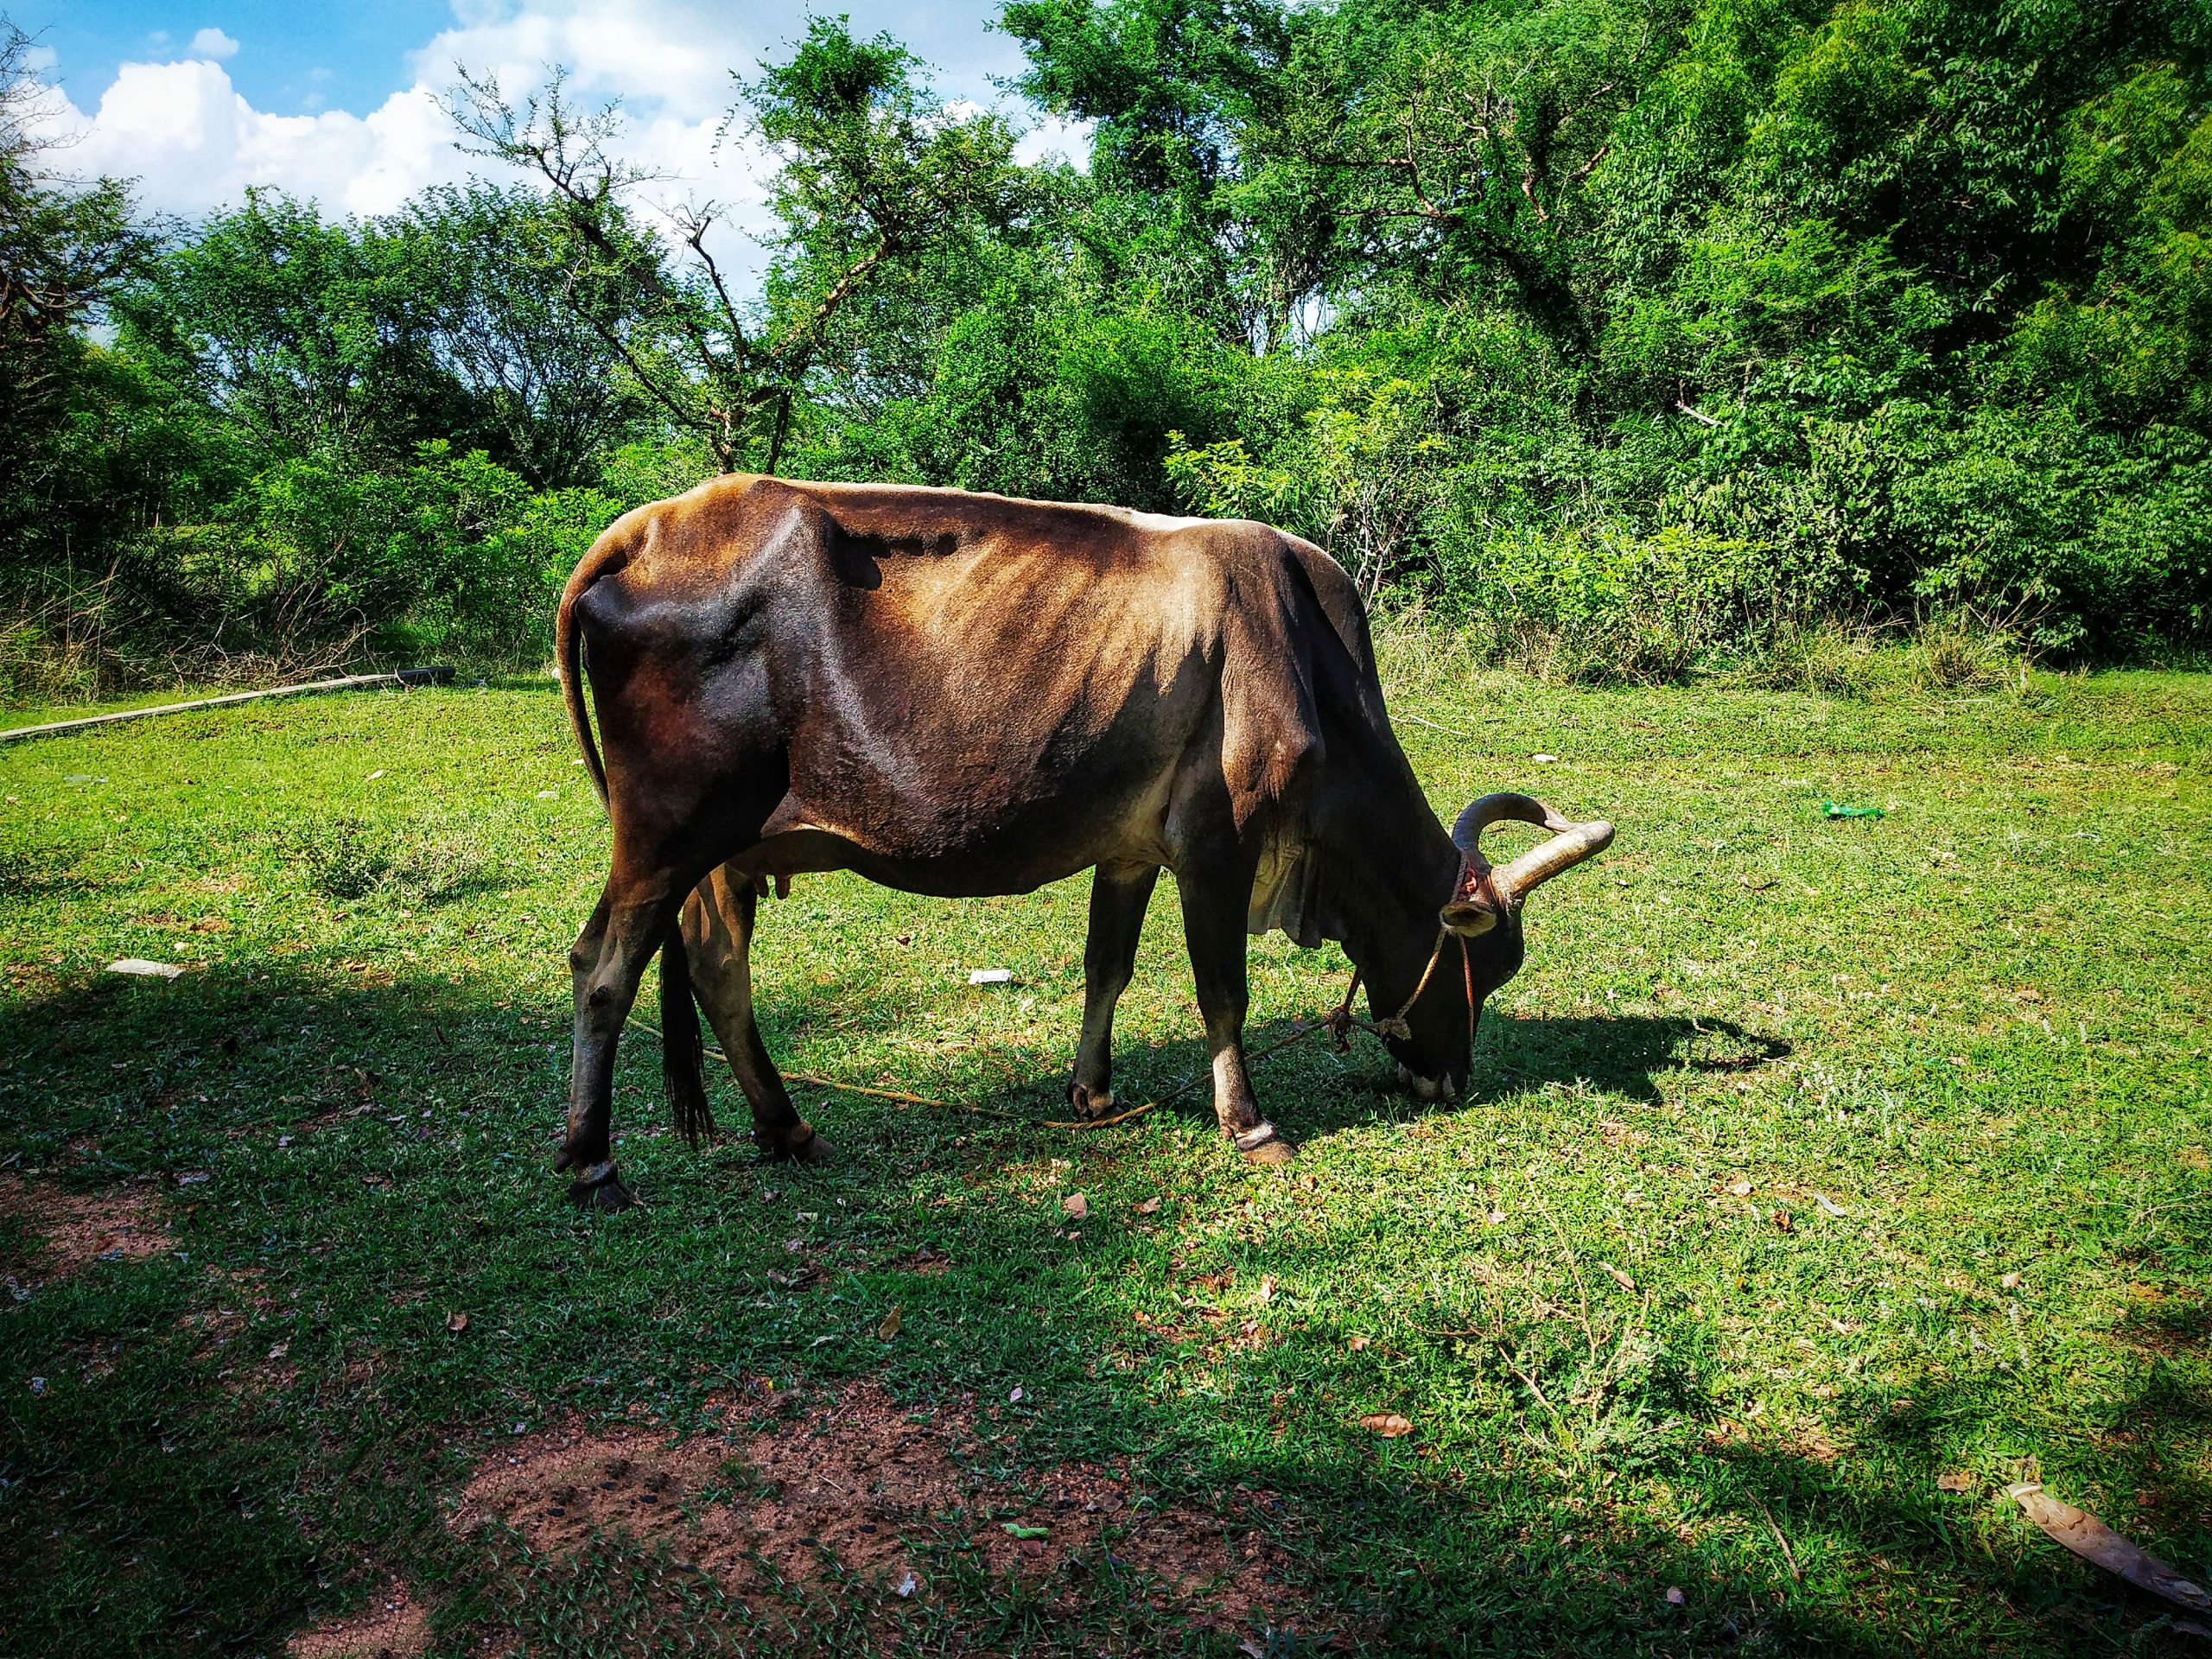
xmin=188 ymin=28 xmax=240 ymax=61
xmin=410 ymin=0 xmax=754 ymax=124
xmin=1016 ymin=116 xmax=1093 ymax=170
xmin=49 ymin=60 xmax=471 ymax=219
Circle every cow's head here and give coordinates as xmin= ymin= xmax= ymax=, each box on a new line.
xmin=1388 ymin=792 xmax=1615 ymax=1100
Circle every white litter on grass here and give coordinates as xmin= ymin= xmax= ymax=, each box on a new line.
xmin=1532 ymin=753 xmax=1559 ymax=763
xmin=365 ymin=769 xmax=386 ymax=780
xmin=1815 ymin=1192 xmax=1847 ymax=1217
xmin=895 ymin=1569 xmax=918 ymax=1598
xmin=968 ymin=968 xmax=1014 ymax=985
xmin=536 ymin=790 xmax=557 ymax=799
xmin=107 ymin=958 xmax=181 ymax=979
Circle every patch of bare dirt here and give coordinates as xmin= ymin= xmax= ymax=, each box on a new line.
xmin=0 ymin=1173 xmax=172 ymax=1283
xmin=287 ymin=1582 xmax=430 ymax=1659
xmin=884 ymin=1246 xmax=952 ymax=1276
xmin=454 ymin=1381 xmax=1297 ymax=1634
xmin=170 ymin=1270 xmax=304 ymax=1395
xmin=179 ymin=1303 xmax=247 ymax=1360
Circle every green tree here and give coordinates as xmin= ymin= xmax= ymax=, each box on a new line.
xmin=448 ymin=17 xmax=1020 ymax=474
xmin=1003 ymin=0 xmax=1307 ymax=346
xmin=114 ymin=190 xmax=466 ymax=468
xmin=0 ymin=19 xmax=153 ymax=561
xmin=391 ymin=182 xmax=652 ymax=488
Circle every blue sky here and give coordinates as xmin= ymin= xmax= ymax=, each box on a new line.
xmin=35 ymin=2 xmax=460 ymax=117
xmin=26 ymin=3 xmax=1072 ymax=253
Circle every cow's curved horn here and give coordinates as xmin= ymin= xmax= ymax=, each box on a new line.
xmin=1450 ymin=792 xmax=1578 ymax=852
xmin=1491 ymin=816 xmax=1616 ymax=904
xmin=1448 ymin=792 xmax=1615 ymax=914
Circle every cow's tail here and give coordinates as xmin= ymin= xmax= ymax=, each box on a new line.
xmin=556 ymin=527 xmax=711 ymax=1147
xmin=660 ymin=920 xmax=716 ymax=1149
xmin=556 ymin=531 xmax=627 ymax=809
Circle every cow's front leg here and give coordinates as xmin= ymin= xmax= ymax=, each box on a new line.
xmin=560 ymin=876 xmax=682 ymax=1210
xmin=1070 ymin=861 xmax=1159 ymax=1117
xmin=1175 ymin=865 xmax=1296 ymax=1165
xmin=681 ymin=867 xmax=827 ymax=1162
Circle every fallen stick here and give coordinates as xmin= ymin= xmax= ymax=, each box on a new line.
xmin=0 ymin=667 xmax=455 ymax=744
xmin=2008 ymin=1482 xmax=2210 ymax=1616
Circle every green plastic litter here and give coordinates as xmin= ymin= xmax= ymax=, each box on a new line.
xmin=1821 ymin=801 xmax=1886 ymax=819
xmin=1001 ymin=1522 xmax=1051 ymax=1541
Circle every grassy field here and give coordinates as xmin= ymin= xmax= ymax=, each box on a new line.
xmin=1 ymin=658 xmax=2207 ymax=1656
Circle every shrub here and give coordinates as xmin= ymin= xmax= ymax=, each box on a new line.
xmin=1427 ymin=525 xmax=1847 ymax=685
xmin=179 ymin=443 xmax=621 ymax=669
xmin=1910 ymin=610 xmax=2030 ymax=694
xmin=1721 ymin=618 xmax=1888 ymax=699
xmin=1167 ymin=370 xmax=1446 ymax=601
xmin=1890 ymin=411 xmax=2212 ymax=655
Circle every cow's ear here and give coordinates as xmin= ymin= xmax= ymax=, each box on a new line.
xmin=1439 ymin=898 xmax=1497 ymax=938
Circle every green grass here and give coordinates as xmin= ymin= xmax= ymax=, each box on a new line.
xmin=1 ymin=662 xmax=2208 ymax=1656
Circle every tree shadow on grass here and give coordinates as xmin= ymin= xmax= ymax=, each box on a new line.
xmin=0 ymin=963 xmax=2195 ymax=1658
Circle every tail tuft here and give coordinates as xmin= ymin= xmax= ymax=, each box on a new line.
xmin=660 ymin=922 xmax=715 ymax=1149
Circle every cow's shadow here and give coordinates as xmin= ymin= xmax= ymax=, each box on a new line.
xmin=0 ymin=948 xmax=1782 ymax=1157
xmin=798 ymin=999 xmax=1795 ymax=1143
xmin=1477 ymin=1007 xmax=1792 ymax=1101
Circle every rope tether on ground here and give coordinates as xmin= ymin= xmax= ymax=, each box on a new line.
xmin=626 ymin=921 xmax=1471 ymax=1135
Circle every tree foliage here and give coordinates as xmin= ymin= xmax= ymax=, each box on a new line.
xmin=446 ymin=17 xmax=1020 ymax=474
xmin=0 ymin=21 xmax=152 ymax=563
xmin=5 ymin=1 xmax=2210 ymax=695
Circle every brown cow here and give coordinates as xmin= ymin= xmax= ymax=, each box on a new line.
xmin=553 ymin=475 xmax=1612 ymax=1208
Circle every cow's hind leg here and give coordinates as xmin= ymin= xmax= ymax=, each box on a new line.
xmin=1069 ymin=861 xmax=1159 ymax=1117
xmin=681 ymin=867 xmax=827 ymax=1162
xmin=1175 ymin=862 xmax=1296 ymax=1165
xmin=560 ymin=871 xmax=688 ymax=1210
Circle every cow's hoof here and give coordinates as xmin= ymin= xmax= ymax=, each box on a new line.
xmin=757 ymin=1122 xmax=831 ymax=1164
xmin=568 ymin=1165 xmax=638 ymax=1211
xmin=1067 ymin=1082 xmax=1115 ymax=1121
xmin=1234 ymin=1122 xmax=1296 ymax=1166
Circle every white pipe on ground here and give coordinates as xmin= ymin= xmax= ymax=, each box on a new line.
xmin=0 ymin=667 xmax=456 ymax=744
